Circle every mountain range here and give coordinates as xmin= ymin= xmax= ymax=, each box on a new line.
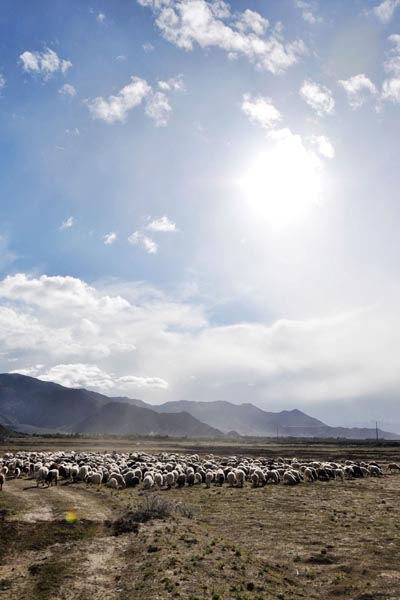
xmin=0 ymin=373 xmax=398 ymax=440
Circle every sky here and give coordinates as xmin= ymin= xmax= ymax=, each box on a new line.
xmin=1 ymin=0 xmax=400 ymax=428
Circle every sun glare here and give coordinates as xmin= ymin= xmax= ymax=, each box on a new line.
xmin=241 ymin=131 xmax=323 ymax=226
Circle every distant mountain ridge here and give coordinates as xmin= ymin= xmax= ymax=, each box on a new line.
xmin=145 ymin=400 xmax=326 ymax=435
xmin=0 ymin=373 xmax=398 ymax=440
xmin=131 ymin=398 xmax=399 ymax=440
xmin=0 ymin=374 xmax=220 ymax=438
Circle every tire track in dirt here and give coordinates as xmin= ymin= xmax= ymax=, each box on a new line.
xmin=2 ymin=478 xmax=114 ymax=521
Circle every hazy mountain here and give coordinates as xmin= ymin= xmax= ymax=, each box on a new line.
xmin=0 ymin=374 xmax=221 ymax=438
xmin=72 ymin=401 xmax=222 ymax=437
xmin=144 ymin=399 xmax=399 ymax=439
xmin=0 ymin=373 xmax=108 ymax=429
xmin=0 ymin=373 xmax=398 ymax=439
xmin=149 ymin=400 xmax=324 ymax=435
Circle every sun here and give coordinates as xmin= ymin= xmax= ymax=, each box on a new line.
xmin=241 ymin=130 xmax=323 ymax=227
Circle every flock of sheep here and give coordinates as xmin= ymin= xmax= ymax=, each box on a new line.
xmin=1 ymin=449 xmax=400 ymax=492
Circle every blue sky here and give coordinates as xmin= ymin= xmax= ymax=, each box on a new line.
xmin=1 ymin=0 xmax=400 ymax=428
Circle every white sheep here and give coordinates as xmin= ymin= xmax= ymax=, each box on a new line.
xmin=303 ymin=467 xmax=314 ymax=482
xmin=0 ymin=473 xmax=4 ymax=491
xmin=236 ymin=469 xmax=245 ymax=488
xmin=107 ymin=477 xmax=119 ymax=489
xmin=226 ymin=471 xmax=236 ymax=487
xmin=369 ymin=465 xmax=384 ymax=477
xmin=283 ymin=471 xmax=297 ymax=485
xmin=154 ymin=472 xmax=163 ymax=488
xmin=78 ymin=465 xmax=90 ymax=481
xmin=88 ymin=472 xmax=102 ymax=485
xmin=143 ymin=474 xmax=154 ymax=490
xmin=266 ymin=470 xmax=280 ymax=484
xmin=36 ymin=466 xmax=49 ymax=487
xmin=205 ymin=471 xmax=214 ymax=488
xmin=109 ymin=472 xmax=126 ymax=489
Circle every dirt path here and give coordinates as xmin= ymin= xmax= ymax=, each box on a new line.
xmin=2 ymin=478 xmax=114 ymax=521
xmin=0 ymin=478 xmax=129 ymax=600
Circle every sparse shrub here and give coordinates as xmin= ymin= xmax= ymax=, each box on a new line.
xmin=113 ymin=493 xmax=191 ymax=534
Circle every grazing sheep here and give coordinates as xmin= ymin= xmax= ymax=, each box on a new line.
xmin=71 ymin=466 xmax=79 ymax=483
xmin=59 ymin=465 xmax=70 ymax=480
xmin=143 ymin=474 xmax=154 ymax=490
xmin=36 ymin=467 xmax=49 ymax=487
xmin=303 ymin=467 xmax=315 ymax=483
xmin=387 ymin=463 xmax=400 ymax=472
xmin=78 ymin=465 xmax=90 ymax=482
xmin=110 ymin=472 xmax=126 ymax=489
xmin=283 ymin=471 xmax=298 ymax=485
xmin=88 ymin=472 xmax=102 ymax=485
xmin=0 ymin=473 xmax=4 ymax=491
xmin=266 ymin=470 xmax=280 ymax=484
xmin=165 ymin=472 xmax=175 ymax=489
xmin=205 ymin=471 xmax=213 ymax=488
xmin=45 ymin=469 xmax=59 ymax=487
xmin=153 ymin=472 xmax=163 ymax=488
xmin=344 ymin=466 xmax=354 ymax=479
xmin=335 ymin=468 xmax=344 ymax=481
xmin=369 ymin=465 xmax=384 ymax=477
xmin=175 ymin=473 xmax=185 ymax=488
xmin=107 ymin=477 xmax=119 ymax=489
xmin=226 ymin=471 xmax=236 ymax=487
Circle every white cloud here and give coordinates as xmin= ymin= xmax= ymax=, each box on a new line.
xmin=158 ymin=74 xmax=185 ymax=92
xmin=381 ymin=77 xmax=400 ymax=103
xmin=295 ymin=1 xmax=321 ymax=24
xmin=308 ymin=135 xmax=335 ymax=159
xmin=59 ymin=83 xmax=77 ymax=97
xmin=145 ymin=91 xmax=172 ymax=126
xmin=0 ymin=74 xmax=5 ymax=92
xmin=300 ymin=80 xmax=335 ymax=116
xmin=3 ymin=273 xmax=400 ymax=421
xmin=235 ymin=9 xmax=269 ymax=36
xmin=384 ymin=34 xmax=400 ymax=76
xmin=103 ymin=232 xmax=118 ymax=245
xmin=338 ymin=74 xmax=377 ymax=109
xmin=146 ymin=215 xmax=177 ymax=232
xmin=373 ymin=0 xmax=400 ymax=23
xmin=241 ymin=93 xmax=282 ymax=130
xmin=142 ymin=42 xmax=155 ymax=52
xmin=19 ymin=48 xmax=72 ymax=79
xmin=128 ymin=231 xmax=158 ymax=254
xmin=86 ymin=76 xmax=151 ymax=124
xmin=97 ymin=13 xmax=106 ymax=22
xmin=2 ymin=268 xmax=400 ymax=429
xmin=65 ymin=128 xmax=80 ymax=136
xmin=139 ymin=0 xmax=306 ymax=75
xmin=59 ymin=216 xmax=75 ymax=230
xmin=13 ymin=364 xmax=169 ymax=392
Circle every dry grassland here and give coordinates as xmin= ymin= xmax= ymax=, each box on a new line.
xmin=1 ymin=438 xmax=400 ymax=600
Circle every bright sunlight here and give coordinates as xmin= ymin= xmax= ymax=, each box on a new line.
xmin=241 ymin=129 xmax=324 ymax=227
